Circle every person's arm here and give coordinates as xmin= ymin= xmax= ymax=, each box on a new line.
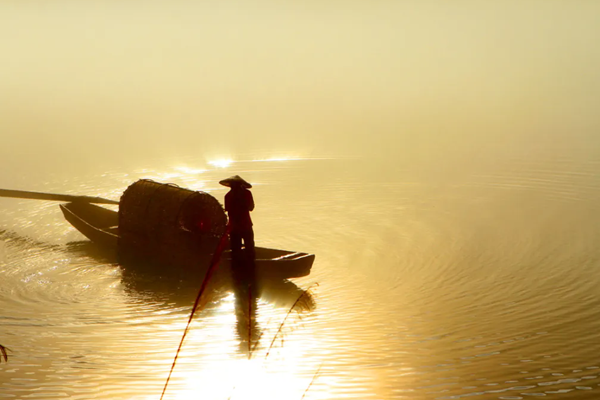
xmin=247 ymin=190 xmax=255 ymax=212
xmin=224 ymin=191 xmax=231 ymax=212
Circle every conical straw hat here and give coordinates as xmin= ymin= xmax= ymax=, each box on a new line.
xmin=219 ymin=175 xmax=252 ymax=189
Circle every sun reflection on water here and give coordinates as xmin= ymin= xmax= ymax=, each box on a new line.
xmin=172 ymin=358 xmax=319 ymax=400
xmin=208 ymin=159 xmax=234 ymax=169
xmin=155 ymin=290 xmax=327 ymax=400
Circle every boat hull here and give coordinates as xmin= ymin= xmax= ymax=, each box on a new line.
xmin=60 ymin=202 xmax=314 ymax=279
xmin=60 ymin=202 xmax=119 ymax=250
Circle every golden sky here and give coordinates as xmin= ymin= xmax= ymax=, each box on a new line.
xmin=1 ymin=1 xmax=599 ymax=171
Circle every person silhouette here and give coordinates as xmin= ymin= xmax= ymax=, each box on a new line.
xmin=219 ymin=175 xmax=255 ymax=267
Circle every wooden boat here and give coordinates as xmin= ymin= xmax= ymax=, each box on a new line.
xmin=0 ymin=179 xmax=315 ymax=278
xmin=60 ymin=202 xmax=119 ymax=250
xmin=59 ymin=201 xmax=314 ymax=279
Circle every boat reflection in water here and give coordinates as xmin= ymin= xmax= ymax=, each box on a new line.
xmin=119 ymin=255 xmax=316 ymax=354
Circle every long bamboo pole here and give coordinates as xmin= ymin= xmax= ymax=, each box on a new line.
xmin=0 ymin=188 xmax=119 ymax=205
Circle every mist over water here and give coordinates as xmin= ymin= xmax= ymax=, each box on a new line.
xmin=2 ymin=1 xmax=600 ymax=399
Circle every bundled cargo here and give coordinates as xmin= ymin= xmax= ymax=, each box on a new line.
xmin=118 ymin=179 xmax=228 ymax=270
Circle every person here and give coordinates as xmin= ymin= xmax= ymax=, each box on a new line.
xmin=219 ymin=175 xmax=255 ymax=265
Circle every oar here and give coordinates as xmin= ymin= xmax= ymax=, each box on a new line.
xmin=0 ymin=188 xmax=119 ymax=205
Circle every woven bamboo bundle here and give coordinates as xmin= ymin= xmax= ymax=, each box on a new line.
xmin=118 ymin=179 xmax=227 ymax=270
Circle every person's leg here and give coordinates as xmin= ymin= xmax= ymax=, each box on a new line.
xmin=230 ymin=231 xmax=243 ymax=263
xmin=241 ymin=229 xmax=256 ymax=283
xmin=243 ymin=230 xmax=255 ymax=263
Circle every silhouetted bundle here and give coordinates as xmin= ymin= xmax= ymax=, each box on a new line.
xmin=118 ymin=179 xmax=227 ymax=272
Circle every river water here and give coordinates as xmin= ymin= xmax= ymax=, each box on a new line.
xmin=1 ymin=140 xmax=600 ymax=400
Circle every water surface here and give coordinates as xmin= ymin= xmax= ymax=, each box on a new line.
xmin=1 ymin=144 xmax=600 ymax=399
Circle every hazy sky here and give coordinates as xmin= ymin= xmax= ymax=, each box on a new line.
xmin=1 ymin=1 xmax=599 ymax=175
